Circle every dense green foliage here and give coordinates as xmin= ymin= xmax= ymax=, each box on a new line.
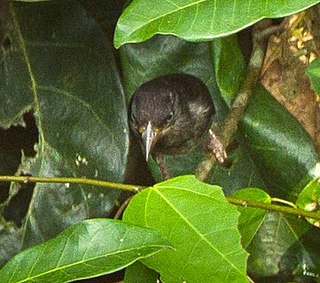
xmin=0 ymin=0 xmax=320 ymax=282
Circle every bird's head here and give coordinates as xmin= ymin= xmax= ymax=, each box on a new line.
xmin=129 ymin=73 xmax=215 ymax=163
xmin=129 ymin=80 xmax=177 ymax=161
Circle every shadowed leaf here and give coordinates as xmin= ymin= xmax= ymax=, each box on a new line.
xmin=0 ymin=219 xmax=171 ymax=282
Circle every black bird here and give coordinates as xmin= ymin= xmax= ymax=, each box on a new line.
xmin=129 ymin=73 xmax=226 ymax=179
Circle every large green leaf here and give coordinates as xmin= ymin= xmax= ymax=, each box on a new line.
xmin=0 ymin=1 xmax=129 ymax=250
xmin=123 ymin=175 xmax=248 ymax=283
xmin=0 ymin=219 xmax=171 ymax=282
xmin=114 ymin=0 xmax=320 ymax=48
xmin=242 ymin=86 xmax=318 ymax=199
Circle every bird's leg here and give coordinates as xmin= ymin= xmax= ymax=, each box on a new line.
xmin=207 ymin=129 xmax=227 ymax=164
xmin=155 ymin=154 xmax=170 ymax=180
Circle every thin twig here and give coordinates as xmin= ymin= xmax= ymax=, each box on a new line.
xmin=0 ymin=175 xmax=143 ymax=193
xmin=114 ymin=195 xmax=134 ymax=220
xmin=0 ymin=174 xmax=319 ymax=221
xmin=227 ymin=196 xmax=320 ymax=221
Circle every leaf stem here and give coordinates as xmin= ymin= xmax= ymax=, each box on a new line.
xmin=1 ymin=175 xmax=320 ymax=221
xmin=227 ymin=196 xmax=320 ymax=221
xmin=0 ymin=175 xmax=143 ymax=193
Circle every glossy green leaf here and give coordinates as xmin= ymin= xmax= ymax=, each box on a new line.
xmin=114 ymin=0 xmax=320 ymax=48
xmin=0 ymin=219 xmax=171 ymax=283
xmin=247 ymin=212 xmax=320 ymax=280
xmin=232 ymin=188 xmax=271 ymax=249
xmin=123 ymin=175 xmax=249 ymax=283
xmin=296 ymin=178 xmax=320 ymax=226
xmin=242 ymin=86 xmax=318 ymax=199
xmin=306 ymin=57 xmax=320 ymax=95
xmin=1 ymin=1 xmax=128 ymax=249
xmin=124 ymin=261 xmax=159 ymax=283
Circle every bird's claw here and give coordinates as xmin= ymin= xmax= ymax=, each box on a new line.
xmin=208 ymin=129 xmax=227 ymax=164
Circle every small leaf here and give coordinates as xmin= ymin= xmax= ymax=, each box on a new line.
xmin=306 ymin=57 xmax=320 ymax=95
xmin=123 ymin=175 xmax=248 ymax=283
xmin=0 ymin=219 xmax=171 ymax=283
xmin=232 ymin=188 xmax=271 ymax=248
xmin=296 ymin=178 xmax=320 ymax=227
xmin=211 ymin=35 xmax=246 ymax=105
xmin=114 ymin=0 xmax=320 ymax=48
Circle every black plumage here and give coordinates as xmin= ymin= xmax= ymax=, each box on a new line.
xmin=129 ymin=73 xmax=215 ymax=163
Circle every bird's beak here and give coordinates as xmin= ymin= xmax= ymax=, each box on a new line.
xmin=141 ymin=121 xmax=158 ymax=161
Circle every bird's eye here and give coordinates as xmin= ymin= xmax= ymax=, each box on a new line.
xmin=130 ymin=113 xmax=138 ymax=129
xmin=166 ymin=112 xmax=174 ymax=123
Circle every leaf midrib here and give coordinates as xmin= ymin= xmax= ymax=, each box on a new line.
xmin=124 ymin=0 xmax=206 ymax=35
xmin=16 ymin=245 xmax=166 ymax=282
xmin=153 ymin=187 xmax=246 ymax=277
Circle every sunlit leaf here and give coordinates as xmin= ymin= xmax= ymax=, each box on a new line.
xmin=123 ymin=175 xmax=248 ymax=282
xmin=114 ymin=0 xmax=320 ymax=48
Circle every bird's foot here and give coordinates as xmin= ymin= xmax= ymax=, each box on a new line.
xmin=208 ymin=129 xmax=227 ymax=164
xmin=156 ymin=154 xmax=170 ymax=180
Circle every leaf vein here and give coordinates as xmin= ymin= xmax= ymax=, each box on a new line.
xmin=126 ymin=0 xmax=206 ymax=37
xmin=153 ymin=187 xmax=245 ymax=275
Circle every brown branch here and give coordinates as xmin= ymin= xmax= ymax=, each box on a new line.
xmin=196 ymin=20 xmax=282 ymax=181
